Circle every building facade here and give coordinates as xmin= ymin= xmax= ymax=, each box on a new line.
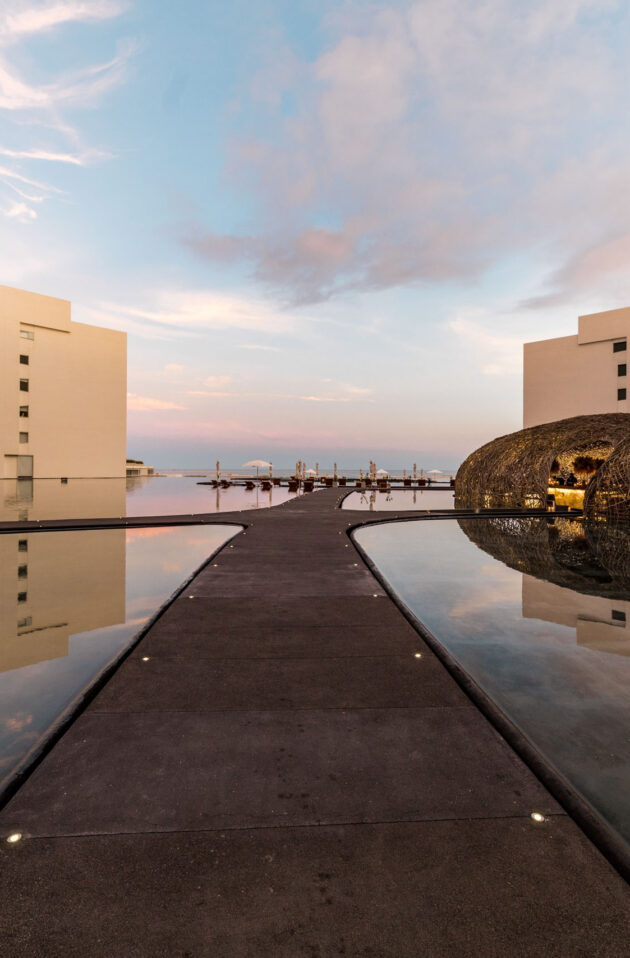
xmin=524 ymin=306 xmax=630 ymax=428
xmin=1 ymin=285 xmax=126 ymax=478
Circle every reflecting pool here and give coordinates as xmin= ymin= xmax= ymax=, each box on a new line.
xmin=0 ymin=476 xmax=301 ymax=522
xmin=0 ymin=524 xmax=240 ymax=796
xmin=354 ymin=516 xmax=630 ymax=848
xmin=342 ymin=488 xmax=454 ymax=511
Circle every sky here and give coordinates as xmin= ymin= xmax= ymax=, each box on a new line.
xmin=2 ymin=0 xmax=630 ymax=470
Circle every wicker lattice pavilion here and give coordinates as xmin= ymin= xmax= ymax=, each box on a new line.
xmin=455 ymin=413 xmax=630 ymax=515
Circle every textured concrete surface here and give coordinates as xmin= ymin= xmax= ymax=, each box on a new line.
xmin=1 ymin=488 xmax=629 ymax=956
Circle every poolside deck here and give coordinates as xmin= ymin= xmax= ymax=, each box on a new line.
xmin=1 ymin=488 xmax=629 ymax=956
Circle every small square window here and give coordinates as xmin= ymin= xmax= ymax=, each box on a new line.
xmin=613 ymin=340 xmax=627 ymax=352
xmin=618 ymin=388 xmax=627 ymax=401
xmin=17 ymin=565 xmax=27 ymax=579
xmin=17 ymin=616 xmax=32 ymax=629
xmin=612 ymin=609 xmax=626 ymax=622
xmin=20 ymin=329 xmax=34 ymax=340
xmin=19 ymin=379 xmax=29 ymax=392
xmin=18 ymin=540 xmax=27 ymax=552
xmin=618 ymin=364 xmax=627 ymax=377
xmin=19 ymin=432 xmax=28 ymax=443
xmin=19 ymin=354 xmax=29 ymax=365
xmin=19 ymin=405 xmax=28 ymax=417
xmin=17 ymin=592 xmax=27 ymax=603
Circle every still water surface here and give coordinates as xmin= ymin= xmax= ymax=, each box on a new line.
xmin=1 ymin=476 xmax=300 ymax=522
xmin=0 ymin=524 xmax=240 ymax=795
xmin=343 ymin=488 xmax=454 ymax=510
xmin=355 ymin=516 xmax=630 ymax=848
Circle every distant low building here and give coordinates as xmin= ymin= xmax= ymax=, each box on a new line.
xmin=524 ymin=306 xmax=630 ymax=428
xmin=126 ymin=460 xmax=154 ymax=477
xmin=0 ymin=285 xmax=126 ymax=478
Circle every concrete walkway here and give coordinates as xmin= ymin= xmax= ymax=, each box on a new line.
xmin=1 ymin=488 xmax=629 ymax=957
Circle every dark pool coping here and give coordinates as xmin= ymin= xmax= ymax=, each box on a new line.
xmin=350 ymin=512 xmax=630 ymax=885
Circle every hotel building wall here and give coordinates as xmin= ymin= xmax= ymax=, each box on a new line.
xmin=523 ymin=306 xmax=630 ymax=428
xmin=1 ymin=285 xmax=126 ymax=478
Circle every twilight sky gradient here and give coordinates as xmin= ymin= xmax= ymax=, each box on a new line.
xmin=2 ymin=0 xmax=630 ymax=469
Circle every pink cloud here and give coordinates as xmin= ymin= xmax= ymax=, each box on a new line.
xmin=127 ymin=393 xmax=186 ymax=411
xmin=178 ymin=0 xmax=626 ymax=306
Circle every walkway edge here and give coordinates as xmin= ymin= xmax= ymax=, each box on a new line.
xmin=0 ymin=524 xmax=244 ymax=811
xmin=350 ymin=518 xmax=630 ymax=886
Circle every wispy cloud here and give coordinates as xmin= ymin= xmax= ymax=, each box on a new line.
xmin=343 ymin=383 xmax=372 ymax=396
xmin=0 ymin=163 xmax=62 ymax=192
xmin=0 ymin=1 xmax=132 ymax=221
xmin=204 ymin=374 xmax=232 ymax=387
xmin=2 ymin=199 xmax=36 ymax=221
xmin=102 ymin=289 xmax=299 ymax=336
xmin=0 ymin=38 xmax=136 ymax=112
xmin=1 ymin=2 xmax=128 ymax=39
xmin=238 ymin=343 xmax=281 ymax=352
xmin=300 ymin=394 xmax=354 ymax=403
xmin=127 ymin=393 xmax=187 ymax=411
xmin=449 ymin=312 xmax=523 ymax=376
xmin=180 ymin=0 xmax=629 ymax=306
xmin=0 ymin=143 xmax=109 ymax=164
xmin=523 ymin=232 xmax=630 ymax=310
xmin=185 ymin=390 xmax=374 ymax=403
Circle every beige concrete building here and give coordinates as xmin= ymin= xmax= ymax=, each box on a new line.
xmin=1 ymin=285 xmax=126 ymax=478
xmin=524 ymin=306 xmax=630 ymax=428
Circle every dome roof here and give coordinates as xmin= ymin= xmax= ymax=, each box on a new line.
xmin=455 ymin=413 xmax=630 ymax=515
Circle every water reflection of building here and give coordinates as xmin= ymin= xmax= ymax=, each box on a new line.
xmin=1 ymin=477 xmax=126 ymax=522
xmin=522 ymin=577 xmax=630 ymax=658
xmin=459 ymin=516 xmax=630 ymax=657
xmin=0 ymin=530 xmax=126 ymax=672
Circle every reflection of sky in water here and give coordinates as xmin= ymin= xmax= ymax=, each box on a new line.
xmin=0 ymin=476 xmax=301 ymax=522
xmin=355 ymin=518 xmax=630 ymax=849
xmin=343 ymin=488 xmax=454 ymax=511
xmin=0 ymin=525 xmax=240 ymax=795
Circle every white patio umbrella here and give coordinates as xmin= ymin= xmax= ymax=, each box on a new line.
xmin=243 ymin=459 xmax=271 ymax=477
xmin=377 ymin=469 xmax=389 ymax=476
xmin=427 ymin=469 xmax=443 ymax=474
xmin=306 ymin=468 xmax=317 ymax=474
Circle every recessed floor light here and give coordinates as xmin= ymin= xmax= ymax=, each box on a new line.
xmin=6 ymin=832 xmax=22 ymax=844
xmin=142 ymin=656 xmax=150 ymax=662
xmin=414 ymin=653 xmax=422 ymax=659
xmin=530 ymin=812 xmax=545 ymax=823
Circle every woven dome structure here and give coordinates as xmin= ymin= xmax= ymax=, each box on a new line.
xmin=458 ymin=515 xmax=630 ymax=599
xmin=455 ymin=413 xmax=630 ymax=514
xmin=584 ymin=436 xmax=630 ymax=517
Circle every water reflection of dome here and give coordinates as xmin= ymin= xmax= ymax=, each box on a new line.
xmin=457 ymin=515 xmax=630 ymax=600
xmin=459 ymin=516 xmax=630 ymax=656
xmin=455 ymin=413 xmax=630 ymax=514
